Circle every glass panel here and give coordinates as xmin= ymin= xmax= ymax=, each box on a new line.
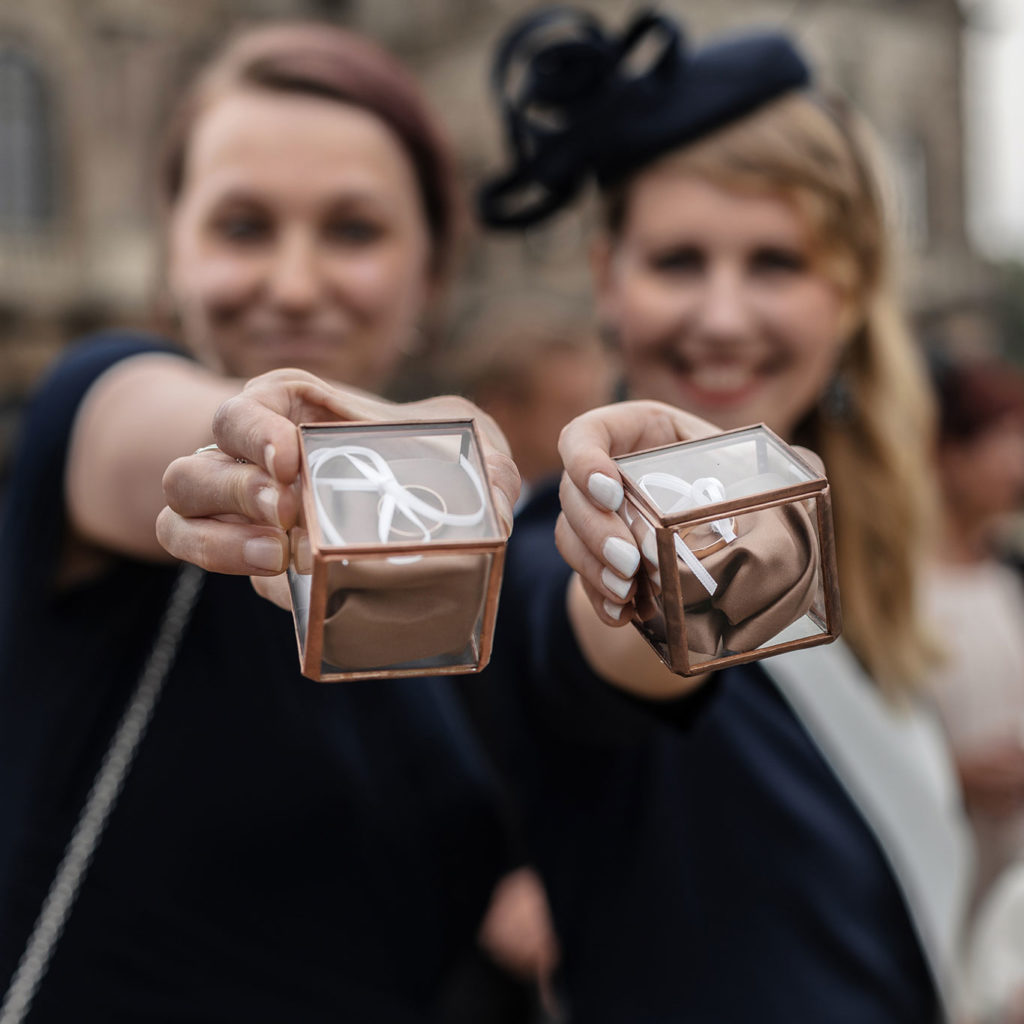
xmin=301 ymin=421 xmax=502 ymax=548
xmin=616 ymin=426 xmax=818 ymax=520
xmin=681 ymin=496 xmax=828 ymax=671
xmin=624 ymin=491 xmax=830 ymax=675
xmin=317 ymin=550 xmax=493 ymax=675
xmin=287 ymin=526 xmax=313 ymax=659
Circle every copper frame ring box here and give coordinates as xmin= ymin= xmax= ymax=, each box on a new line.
xmin=288 ymin=419 xmax=506 ymax=681
xmin=613 ymin=424 xmax=841 ymax=677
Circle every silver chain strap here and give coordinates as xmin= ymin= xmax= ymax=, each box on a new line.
xmin=0 ymin=563 xmax=206 ymax=1024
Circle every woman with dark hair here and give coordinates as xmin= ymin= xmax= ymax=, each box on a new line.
xmin=0 ymin=22 xmax=518 ymax=1022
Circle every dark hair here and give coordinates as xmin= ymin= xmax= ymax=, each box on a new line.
xmin=934 ymin=359 xmax=1024 ymax=444
xmin=160 ymin=22 xmax=460 ymax=279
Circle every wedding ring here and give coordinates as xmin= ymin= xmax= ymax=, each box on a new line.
xmin=193 ymin=442 xmax=248 ymax=464
xmin=379 ymin=484 xmax=447 ymax=538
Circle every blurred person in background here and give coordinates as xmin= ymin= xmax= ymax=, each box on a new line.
xmin=924 ymin=357 xmax=1024 ymax=910
xmin=446 ymin=292 xmax=617 ymax=499
xmin=476 ymin=7 xmax=971 ymax=1021
xmin=918 ymin=355 xmax=1024 ymax=1024
xmin=0 ymin=22 xmax=521 ymax=1023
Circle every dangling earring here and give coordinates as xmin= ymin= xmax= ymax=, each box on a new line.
xmin=820 ymin=369 xmax=854 ymax=422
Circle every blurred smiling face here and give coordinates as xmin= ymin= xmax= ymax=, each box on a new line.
xmin=167 ymin=88 xmax=433 ymax=389
xmin=596 ymin=169 xmax=852 ymax=439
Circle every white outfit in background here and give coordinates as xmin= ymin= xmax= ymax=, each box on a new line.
xmin=923 ymin=561 xmax=1024 ymax=903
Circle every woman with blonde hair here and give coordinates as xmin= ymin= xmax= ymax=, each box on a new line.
xmin=476 ymin=8 xmax=970 ymax=1021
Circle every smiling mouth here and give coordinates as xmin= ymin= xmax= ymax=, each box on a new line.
xmin=662 ymin=353 xmax=769 ymax=406
xmin=254 ymin=330 xmax=340 ymax=346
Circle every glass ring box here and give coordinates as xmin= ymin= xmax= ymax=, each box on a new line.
xmin=613 ymin=424 xmax=841 ymax=677
xmin=287 ymin=419 xmax=506 ymax=681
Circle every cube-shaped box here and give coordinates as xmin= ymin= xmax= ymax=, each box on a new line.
xmin=613 ymin=424 xmax=841 ymax=677
xmin=287 ymin=419 xmax=506 ymax=681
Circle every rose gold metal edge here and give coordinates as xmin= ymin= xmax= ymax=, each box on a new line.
xmin=625 ymin=488 xmax=827 ymax=534
xmin=614 ymin=421 xmax=828 ymax=525
xmin=473 ymin=543 xmax=508 ymax=673
xmin=467 ymin=417 xmax=505 ymax=540
xmin=313 ymin=539 xmax=506 ymax=559
xmin=621 ymin=478 xmax=825 ymax=526
xmin=816 ymin=485 xmax=843 ymax=638
xmin=684 ymin=629 xmax=840 ymax=676
xmin=316 ymin=662 xmax=487 ymax=682
xmin=301 ymin=557 xmax=330 ymax=681
xmin=657 ymin=525 xmax=689 ymax=674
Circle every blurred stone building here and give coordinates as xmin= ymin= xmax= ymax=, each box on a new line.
xmin=0 ymin=0 xmax=994 ymax=443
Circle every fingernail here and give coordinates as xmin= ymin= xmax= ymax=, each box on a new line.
xmin=493 ymin=491 xmax=516 ymax=536
xmin=244 ymin=536 xmax=285 ymax=572
xmin=256 ymin=487 xmax=281 ymax=528
xmin=601 ymin=566 xmax=632 ymax=600
xmin=265 ymin=443 xmax=278 ymax=480
xmin=642 ymin=531 xmax=659 ymax=566
xmin=603 ymin=536 xmax=640 ymax=578
xmin=588 ymin=472 xmax=623 ymax=512
xmin=603 ymin=598 xmax=626 ymax=620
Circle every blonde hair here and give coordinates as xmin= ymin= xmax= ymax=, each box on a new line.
xmin=606 ymin=93 xmax=938 ymax=698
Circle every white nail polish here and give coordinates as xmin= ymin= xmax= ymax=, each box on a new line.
xmin=601 ymin=566 xmax=632 ymax=600
xmin=603 ymin=598 xmax=626 ymax=620
xmin=603 ymin=536 xmax=640 ymax=578
xmin=588 ymin=472 xmax=623 ymax=512
xmin=641 ymin=531 xmax=659 ymax=565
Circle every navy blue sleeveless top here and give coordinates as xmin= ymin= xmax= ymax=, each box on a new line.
xmin=481 ymin=480 xmax=939 ymax=1023
xmin=0 ymin=335 xmax=507 ymax=1023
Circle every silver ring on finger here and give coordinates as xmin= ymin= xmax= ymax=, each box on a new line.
xmin=193 ymin=442 xmax=247 ymax=464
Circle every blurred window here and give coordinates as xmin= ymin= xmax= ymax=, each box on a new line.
xmin=892 ymin=131 xmax=931 ymax=251
xmin=0 ymin=47 xmax=55 ymax=231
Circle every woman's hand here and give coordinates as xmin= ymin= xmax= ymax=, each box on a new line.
xmin=156 ymin=368 xmax=520 ymax=575
xmin=553 ymin=400 xmax=723 ymax=699
xmin=555 ymin=400 xmax=720 ymax=626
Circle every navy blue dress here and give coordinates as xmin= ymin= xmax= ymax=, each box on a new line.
xmin=482 ymin=480 xmax=939 ymax=1023
xmin=0 ymin=336 xmax=507 ymax=1023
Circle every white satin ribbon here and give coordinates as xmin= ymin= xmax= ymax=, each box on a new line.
xmin=308 ymin=444 xmax=486 ymax=548
xmin=637 ymin=473 xmax=736 ymax=597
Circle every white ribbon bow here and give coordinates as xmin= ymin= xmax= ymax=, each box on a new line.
xmin=637 ymin=473 xmax=736 ymax=597
xmin=309 ymin=444 xmax=486 ymax=549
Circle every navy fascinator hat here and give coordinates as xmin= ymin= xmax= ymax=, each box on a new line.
xmin=478 ymin=6 xmax=812 ymax=229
